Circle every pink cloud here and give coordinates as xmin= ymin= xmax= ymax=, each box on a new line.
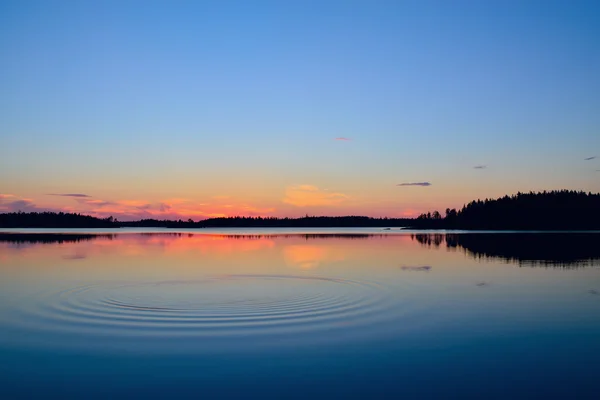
xmin=47 ymin=193 xmax=91 ymax=198
xmin=77 ymin=197 xmax=276 ymax=221
xmin=78 ymin=199 xmax=115 ymax=207
xmin=0 ymin=196 xmax=64 ymax=213
xmin=1 ymin=193 xmax=277 ymax=221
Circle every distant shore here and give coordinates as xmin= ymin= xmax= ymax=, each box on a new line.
xmin=2 ymin=190 xmax=600 ymax=230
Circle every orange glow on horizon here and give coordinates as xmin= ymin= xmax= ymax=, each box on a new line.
xmin=0 ymin=186 xmax=469 ymax=220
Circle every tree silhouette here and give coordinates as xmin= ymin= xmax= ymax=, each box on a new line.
xmin=413 ymin=190 xmax=600 ymax=230
xmin=2 ymin=190 xmax=600 ymax=230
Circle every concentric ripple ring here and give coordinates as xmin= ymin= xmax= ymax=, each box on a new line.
xmin=2 ymin=275 xmax=418 ymax=353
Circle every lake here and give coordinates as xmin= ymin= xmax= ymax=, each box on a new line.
xmin=1 ymin=229 xmax=599 ymax=399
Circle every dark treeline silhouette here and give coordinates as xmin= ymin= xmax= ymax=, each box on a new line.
xmin=196 ymin=216 xmax=413 ymax=228
xmin=412 ymin=233 xmax=600 ymax=268
xmin=122 ymin=216 xmax=412 ymax=228
xmin=0 ymin=214 xmax=413 ymax=228
xmin=2 ymin=190 xmax=600 ymax=229
xmin=413 ymin=190 xmax=600 ymax=230
xmin=0 ymin=212 xmax=116 ymax=228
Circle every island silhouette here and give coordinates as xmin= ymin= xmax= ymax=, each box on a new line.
xmin=1 ymin=190 xmax=599 ymax=230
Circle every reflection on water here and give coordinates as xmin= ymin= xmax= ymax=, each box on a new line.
xmin=4 ymin=231 xmax=600 ymax=268
xmin=411 ymin=233 xmax=600 ymax=267
xmin=400 ymin=265 xmax=432 ymax=272
xmin=0 ymin=233 xmax=116 ymax=245
xmin=1 ymin=231 xmax=600 ymax=398
xmin=283 ymin=244 xmax=346 ymax=269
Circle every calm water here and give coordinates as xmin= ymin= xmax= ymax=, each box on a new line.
xmin=1 ymin=230 xmax=599 ymax=399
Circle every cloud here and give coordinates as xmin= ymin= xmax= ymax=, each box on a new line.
xmin=48 ymin=193 xmax=91 ymax=198
xmin=1 ymin=194 xmax=74 ymax=214
xmin=0 ymin=198 xmax=50 ymax=213
xmin=118 ymin=200 xmax=152 ymax=208
xmin=397 ymin=182 xmax=432 ymax=187
xmin=79 ymin=199 xmax=115 ymax=207
xmin=334 ymin=137 xmax=351 ymax=141
xmin=4 ymin=199 xmax=35 ymax=210
xmin=473 ymin=165 xmax=487 ymax=169
xmin=239 ymin=204 xmax=276 ymax=215
xmin=283 ymin=185 xmax=348 ymax=207
xmin=584 ymin=156 xmax=597 ymax=161
xmin=80 ymin=197 xmax=274 ymax=221
xmin=1 ymin=193 xmax=275 ymax=221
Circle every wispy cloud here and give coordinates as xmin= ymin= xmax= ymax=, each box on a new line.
xmin=118 ymin=200 xmax=151 ymax=208
xmin=397 ymin=182 xmax=432 ymax=187
xmin=473 ymin=165 xmax=487 ymax=169
xmin=239 ymin=204 xmax=276 ymax=215
xmin=283 ymin=185 xmax=348 ymax=207
xmin=1 ymin=194 xmax=71 ymax=214
xmin=584 ymin=156 xmax=597 ymax=161
xmin=2 ymin=192 xmax=276 ymax=221
xmin=334 ymin=137 xmax=351 ymax=141
xmin=78 ymin=197 xmax=274 ymax=221
xmin=0 ymin=198 xmax=51 ymax=213
xmin=48 ymin=193 xmax=91 ymax=198
xmin=79 ymin=199 xmax=115 ymax=207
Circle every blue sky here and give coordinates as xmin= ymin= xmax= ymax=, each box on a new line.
xmin=1 ymin=0 xmax=599 ymax=219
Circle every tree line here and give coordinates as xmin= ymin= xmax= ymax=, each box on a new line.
xmin=412 ymin=190 xmax=600 ymax=230
xmin=0 ymin=212 xmax=412 ymax=228
xmin=0 ymin=212 xmax=116 ymax=228
xmin=1 ymin=190 xmax=600 ymax=230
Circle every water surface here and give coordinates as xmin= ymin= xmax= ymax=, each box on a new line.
xmin=1 ymin=230 xmax=599 ymax=398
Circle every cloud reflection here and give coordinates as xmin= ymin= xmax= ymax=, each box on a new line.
xmin=400 ymin=266 xmax=432 ymax=272
xmin=283 ymin=245 xmax=345 ymax=269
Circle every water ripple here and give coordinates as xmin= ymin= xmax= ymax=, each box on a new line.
xmin=2 ymin=275 xmax=423 ymax=353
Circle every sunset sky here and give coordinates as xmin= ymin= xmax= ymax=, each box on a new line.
xmin=1 ymin=0 xmax=599 ymax=220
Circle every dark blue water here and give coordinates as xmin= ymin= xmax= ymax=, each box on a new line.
xmin=1 ymin=231 xmax=599 ymax=399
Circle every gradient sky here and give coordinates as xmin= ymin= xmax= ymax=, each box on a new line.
xmin=1 ymin=0 xmax=599 ymax=220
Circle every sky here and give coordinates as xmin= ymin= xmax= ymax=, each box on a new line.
xmin=1 ymin=0 xmax=599 ymax=220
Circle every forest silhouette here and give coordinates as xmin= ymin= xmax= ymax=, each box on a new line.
xmin=1 ymin=190 xmax=600 ymax=230
xmin=413 ymin=190 xmax=600 ymax=230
